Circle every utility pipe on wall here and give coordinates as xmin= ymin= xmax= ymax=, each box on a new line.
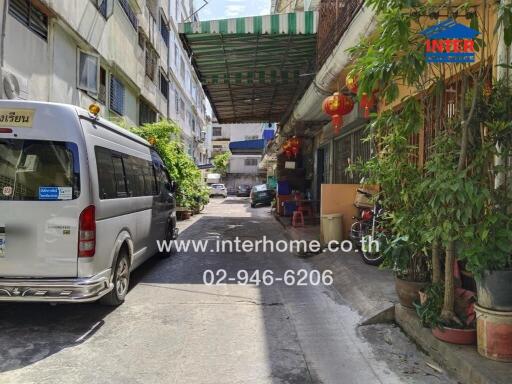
xmin=281 ymin=6 xmax=376 ymax=135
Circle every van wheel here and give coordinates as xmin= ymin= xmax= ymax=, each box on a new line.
xmin=158 ymin=223 xmax=175 ymax=259
xmin=100 ymin=249 xmax=130 ymax=306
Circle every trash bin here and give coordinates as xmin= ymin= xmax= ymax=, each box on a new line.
xmin=321 ymin=213 xmax=343 ymax=245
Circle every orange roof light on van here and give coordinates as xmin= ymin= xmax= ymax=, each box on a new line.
xmin=89 ymin=104 xmax=101 ymax=116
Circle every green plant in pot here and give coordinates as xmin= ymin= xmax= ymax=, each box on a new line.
xmin=382 ymin=235 xmax=431 ymax=309
xmin=459 ymin=80 xmax=512 ymax=312
xmin=415 ymin=283 xmax=477 ymax=345
xmin=348 ymin=0 xmax=509 ymax=331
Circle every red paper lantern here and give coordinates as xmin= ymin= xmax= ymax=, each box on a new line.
xmin=360 ymin=92 xmax=375 ymax=118
xmin=290 ymin=136 xmax=300 ymax=148
xmin=345 ymin=75 xmax=358 ymax=94
xmin=322 ymin=92 xmax=355 ymax=134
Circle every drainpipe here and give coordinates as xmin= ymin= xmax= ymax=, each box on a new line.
xmin=495 ymin=0 xmax=511 ymax=189
xmin=0 ymin=0 xmax=8 ymax=98
xmin=281 ymin=6 xmax=376 ymax=135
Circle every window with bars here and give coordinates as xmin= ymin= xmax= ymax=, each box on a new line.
xmin=244 ymin=158 xmax=258 ymax=166
xmin=92 ymin=0 xmax=111 ymax=18
xmin=9 ymin=0 xmax=48 ymax=40
xmin=175 ymin=90 xmax=180 ymax=115
xmin=160 ymin=70 xmax=169 ymax=100
xmin=139 ymin=100 xmax=157 ymax=125
xmin=98 ymin=67 xmax=107 ymax=104
xmin=138 ymin=30 xmax=145 ymax=49
xmin=160 ymin=14 xmax=169 ymax=47
xmin=423 ymin=78 xmax=471 ymax=162
xmin=333 ymin=127 xmax=371 ymax=184
xmin=145 ymin=44 xmax=157 ymax=81
xmin=212 ymin=127 xmax=222 ymax=136
xmin=110 ymin=75 xmax=125 ymax=115
xmin=118 ymin=0 xmax=138 ymax=30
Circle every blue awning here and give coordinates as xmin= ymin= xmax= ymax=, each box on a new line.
xmin=229 ymin=139 xmax=265 ymax=152
xmin=263 ymin=129 xmax=275 ymax=141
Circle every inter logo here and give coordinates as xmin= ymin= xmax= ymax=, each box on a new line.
xmin=421 ymin=19 xmax=480 ymax=63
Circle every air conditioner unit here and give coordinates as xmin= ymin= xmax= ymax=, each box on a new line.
xmin=2 ymin=70 xmax=29 ymax=100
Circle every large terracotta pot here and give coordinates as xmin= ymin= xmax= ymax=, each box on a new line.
xmin=477 ymin=270 xmax=512 ymax=311
xmin=395 ymin=277 xmax=429 ymax=308
xmin=432 ymin=326 xmax=476 ymax=345
xmin=475 ymin=304 xmax=512 ymax=362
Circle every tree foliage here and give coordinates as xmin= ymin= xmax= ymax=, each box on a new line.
xmin=349 ymin=1 xmax=512 ymax=324
xmin=129 ymin=120 xmax=209 ymax=209
xmin=212 ymin=151 xmax=231 ymax=176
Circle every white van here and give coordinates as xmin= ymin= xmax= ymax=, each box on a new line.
xmin=0 ymin=101 xmax=178 ymax=305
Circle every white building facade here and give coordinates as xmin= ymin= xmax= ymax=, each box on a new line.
xmin=211 ymin=122 xmax=276 ymax=192
xmin=0 ymin=0 xmax=210 ymax=164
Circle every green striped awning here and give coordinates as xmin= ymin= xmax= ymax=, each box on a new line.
xmin=179 ymin=12 xmax=318 ymax=124
xmin=180 ymin=11 xmax=318 ymax=35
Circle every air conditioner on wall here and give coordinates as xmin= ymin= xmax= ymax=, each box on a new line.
xmin=2 ymin=70 xmax=29 ymax=100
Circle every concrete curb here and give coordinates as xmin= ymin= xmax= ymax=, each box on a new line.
xmin=395 ymin=304 xmax=511 ymax=384
xmin=359 ymin=305 xmax=395 ymax=326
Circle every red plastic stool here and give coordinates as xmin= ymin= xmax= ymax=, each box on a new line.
xmin=298 ymin=204 xmax=313 ymax=217
xmin=292 ymin=210 xmax=304 ymax=227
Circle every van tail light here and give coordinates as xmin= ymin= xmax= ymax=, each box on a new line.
xmin=78 ymin=205 xmax=96 ymax=257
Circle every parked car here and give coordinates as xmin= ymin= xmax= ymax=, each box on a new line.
xmin=237 ymin=184 xmax=252 ymax=197
xmin=0 ymin=101 xmax=178 ymax=306
xmin=209 ymin=183 xmax=227 ymax=198
xmin=250 ymin=184 xmax=275 ymax=208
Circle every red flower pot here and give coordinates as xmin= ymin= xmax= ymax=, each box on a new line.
xmin=432 ymin=326 xmax=476 ymax=345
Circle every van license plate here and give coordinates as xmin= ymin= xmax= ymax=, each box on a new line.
xmin=0 ymin=233 xmax=5 ymax=258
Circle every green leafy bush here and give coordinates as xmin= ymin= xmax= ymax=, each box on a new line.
xmin=212 ymin=151 xmax=231 ymax=176
xmin=129 ymin=120 xmax=209 ymax=209
xmin=415 ymin=283 xmax=444 ymax=329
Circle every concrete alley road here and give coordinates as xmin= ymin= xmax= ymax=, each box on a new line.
xmin=0 ymin=197 xmax=454 ymax=384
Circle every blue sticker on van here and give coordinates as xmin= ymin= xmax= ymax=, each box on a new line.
xmin=39 ymin=187 xmax=60 ymax=200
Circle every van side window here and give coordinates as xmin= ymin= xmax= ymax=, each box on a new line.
xmin=124 ymin=156 xmax=144 ymax=197
xmin=95 ymin=147 xmax=116 ymax=199
xmin=95 ymin=146 xmax=158 ymax=199
xmin=143 ymin=162 xmax=158 ymax=196
xmin=112 ymin=156 xmax=128 ymax=197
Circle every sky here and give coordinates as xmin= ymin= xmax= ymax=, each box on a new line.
xmin=196 ymin=0 xmax=272 ymax=21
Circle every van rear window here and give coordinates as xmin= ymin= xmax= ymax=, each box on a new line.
xmin=0 ymin=139 xmax=80 ymax=201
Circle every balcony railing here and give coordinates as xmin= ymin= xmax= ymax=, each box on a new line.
xmin=316 ymin=0 xmax=364 ymax=68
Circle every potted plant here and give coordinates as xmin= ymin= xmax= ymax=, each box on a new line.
xmin=461 ymin=81 xmax=512 ymax=312
xmin=416 ymin=283 xmax=477 ymax=345
xmin=382 ymin=235 xmax=430 ymax=308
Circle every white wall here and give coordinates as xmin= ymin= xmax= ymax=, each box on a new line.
xmin=212 ymin=123 xmax=263 ymax=142
xmin=229 ymin=155 xmax=262 ymax=174
xmin=3 ymin=12 xmax=51 ymax=101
